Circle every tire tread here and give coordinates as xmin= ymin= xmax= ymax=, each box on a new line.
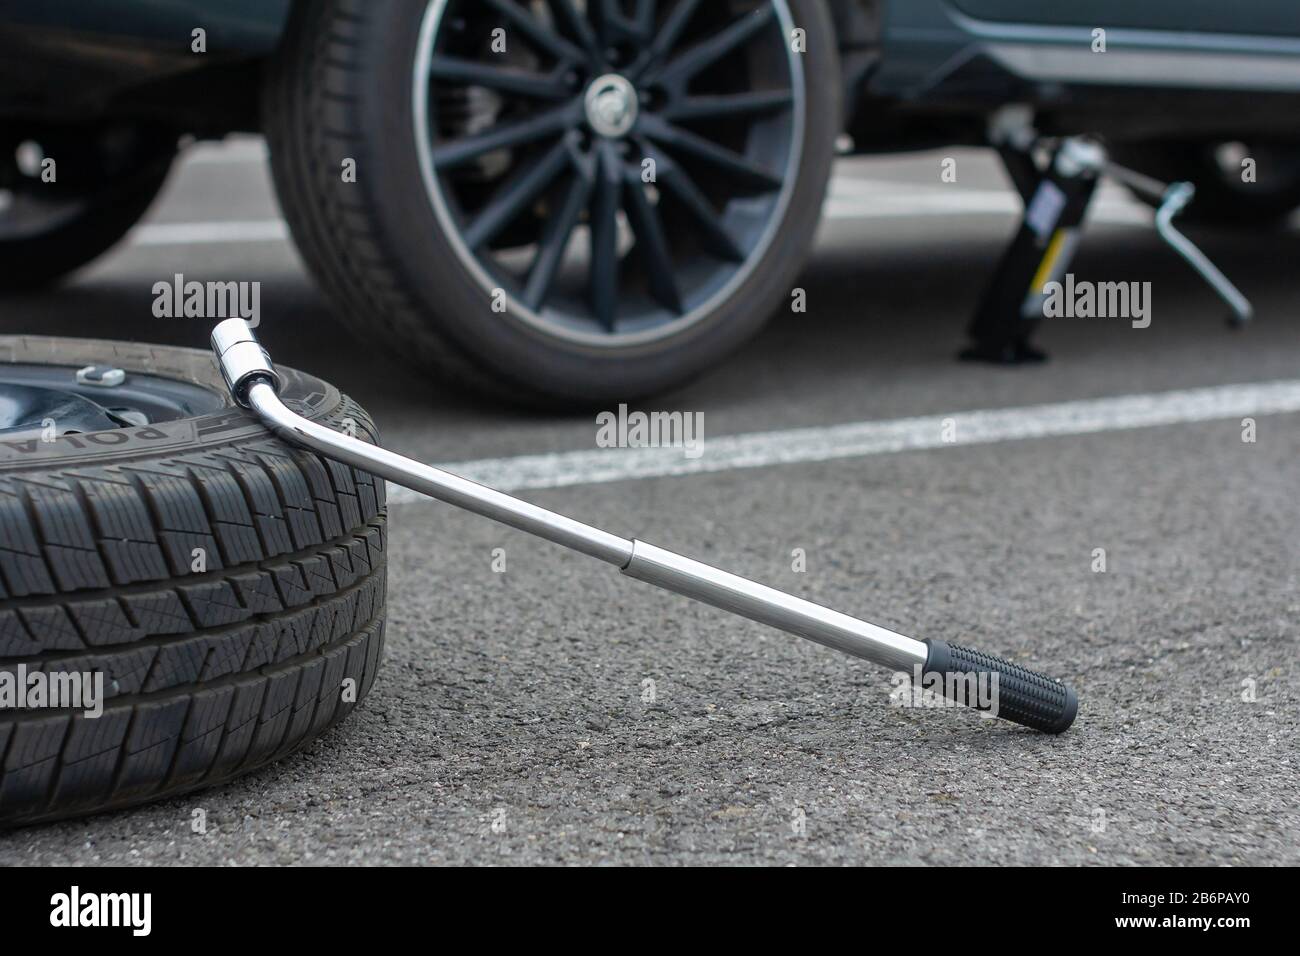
xmin=0 ymin=387 xmax=390 ymax=827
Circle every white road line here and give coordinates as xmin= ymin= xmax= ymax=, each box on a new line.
xmin=185 ymin=140 xmax=269 ymax=164
xmin=124 ymin=181 xmax=1148 ymax=246
xmin=823 ymin=197 xmax=1149 ymax=224
xmin=829 ymin=176 xmax=1134 ymax=202
xmin=385 ymin=380 xmax=1300 ymax=503
xmin=823 ymin=181 xmax=1148 ymax=223
xmin=130 ymin=220 xmax=291 ymax=246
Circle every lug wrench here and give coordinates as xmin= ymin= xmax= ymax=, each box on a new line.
xmin=212 ymin=319 xmax=1078 ymax=733
xmin=1104 ymin=163 xmax=1254 ymax=327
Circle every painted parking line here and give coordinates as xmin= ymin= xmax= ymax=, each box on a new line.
xmin=126 ymin=179 xmax=1151 ymax=246
xmin=128 ymin=197 xmax=1146 ymax=245
xmin=185 ymin=139 xmax=269 ymax=164
xmin=131 ymin=220 xmax=291 ymax=246
xmin=823 ymin=195 xmax=1148 ymax=223
xmin=386 ymin=379 xmax=1300 ymax=503
xmin=823 ymin=176 xmax=1147 ymax=222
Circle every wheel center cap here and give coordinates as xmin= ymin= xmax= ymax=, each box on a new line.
xmin=584 ymin=74 xmax=639 ymax=139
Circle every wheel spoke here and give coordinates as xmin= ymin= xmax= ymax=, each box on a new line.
xmin=639 ymin=140 xmax=744 ymax=262
xmin=429 ymin=102 xmax=578 ymax=170
xmin=638 ymin=114 xmax=783 ymax=192
xmin=650 ymin=5 xmax=775 ymax=86
xmin=482 ymin=0 xmax=586 ymax=64
xmin=663 ymin=89 xmax=793 ymax=123
xmin=546 ymin=0 xmax=601 ymax=62
xmin=622 ymin=166 xmax=683 ymax=313
xmin=463 ymin=139 xmax=573 ymax=250
xmin=635 ymin=0 xmax=657 ymax=35
xmin=649 ymin=0 xmax=703 ymax=62
xmin=524 ymin=168 xmax=592 ymax=310
xmin=421 ymin=0 xmax=797 ymax=336
xmin=428 ymin=55 xmax=569 ymax=100
xmin=592 ymin=0 xmax=645 ymax=44
xmin=588 ymin=142 xmax=623 ymax=330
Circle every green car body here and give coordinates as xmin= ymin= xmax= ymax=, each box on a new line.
xmin=2 ymin=1 xmax=1297 ymax=402
xmin=5 ymin=0 xmax=1299 ymax=134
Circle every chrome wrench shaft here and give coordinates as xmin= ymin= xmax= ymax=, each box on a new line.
xmin=212 ymin=318 xmax=1077 ymax=732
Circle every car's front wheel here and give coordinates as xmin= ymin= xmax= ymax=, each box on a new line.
xmin=265 ymin=0 xmax=839 ymax=404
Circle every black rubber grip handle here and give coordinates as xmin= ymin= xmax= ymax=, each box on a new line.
xmin=923 ymin=639 xmax=1078 ymax=734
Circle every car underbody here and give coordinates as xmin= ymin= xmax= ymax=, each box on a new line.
xmin=3 ymin=0 xmax=1298 ymax=151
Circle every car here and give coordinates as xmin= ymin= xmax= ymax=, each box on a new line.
xmin=2 ymin=0 xmax=1299 ymax=404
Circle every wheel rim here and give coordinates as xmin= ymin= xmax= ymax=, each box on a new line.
xmin=0 ymin=139 xmax=90 ymax=242
xmin=413 ymin=0 xmax=806 ymax=346
xmin=0 ymin=126 xmax=172 ymax=244
xmin=1211 ymin=141 xmax=1300 ymax=195
xmin=0 ymin=364 xmax=226 ymax=438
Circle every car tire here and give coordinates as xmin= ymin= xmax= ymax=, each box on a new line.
xmin=0 ymin=335 xmax=387 ymax=827
xmin=264 ymin=0 xmax=840 ymax=405
xmin=1112 ymin=140 xmax=1300 ymax=228
xmin=0 ymin=127 xmax=174 ymax=291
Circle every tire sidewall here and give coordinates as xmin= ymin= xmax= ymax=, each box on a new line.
xmin=343 ymin=0 xmax=839 ymax=402
xmin=0 ymin=335 xmax=345 ymax=470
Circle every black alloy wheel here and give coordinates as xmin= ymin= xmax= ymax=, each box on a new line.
xmin=265 ymin=0 xmax=840 ymax=404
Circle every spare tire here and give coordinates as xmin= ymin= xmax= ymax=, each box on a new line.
xmin=0 ymin=335 xmax=387 ymax=827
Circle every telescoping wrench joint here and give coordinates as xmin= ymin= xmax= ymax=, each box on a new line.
xmin=211 ymin=319 xmax=1078 ymax=734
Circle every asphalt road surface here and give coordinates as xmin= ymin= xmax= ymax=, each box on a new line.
xmin=1 ymin=140 xmax=1297 ymax=865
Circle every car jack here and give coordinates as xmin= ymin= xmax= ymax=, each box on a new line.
xmin=211 ymin=319 xmax=1078 ymax=734
xmin=963 ymin=118 xmax=1254 ymax=364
